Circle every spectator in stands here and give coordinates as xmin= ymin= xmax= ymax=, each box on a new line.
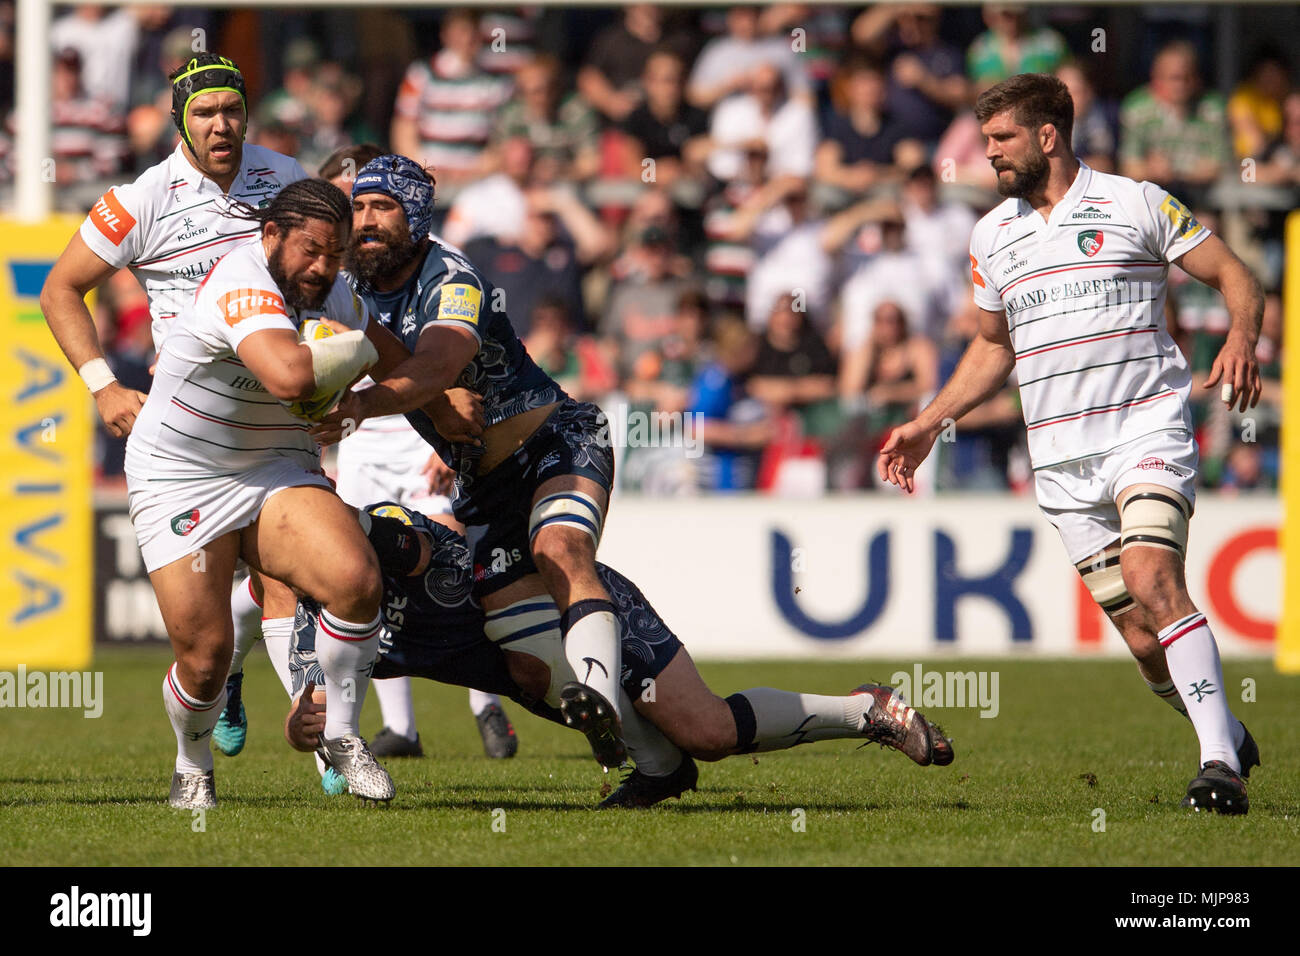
xmin=621 ymin=48 xmax=711 ymax=187
xmin=965 ymin=4 xmax=1067 ymax=93
xmin=50 ymin=4 xmax=139 ymax=112
xmin=1120 ymin=40 xmax=1231 ymax=199
xmin=441 ymin=133 xmax=533 ymax=248
xmin=126 ymin=27 xmax=192 ymax=171
xmin=601 ymin=223 xmax=692 ymax=380
xmin=622 ymin=287 xmax=712 ymax=413
xmin=494 ymin=53 xmax=601 ymax=183
xmin=1057 ymin=61 xmax=1117 ymax=173
xmin=701 ymin=144 xmax=767 ymax=310
xmin=748 ymin=293 xmax=837 ymax=414
xmin=899 ymin=163 xmax=978 ymax=319
xmin=687 ymin=5 xmax=809 ymax=111
xmin=852 ymin=3 xmax=969 ymax=149
xmin=51 ymin=47 xmax=129 ymax=185
xmin=579 ymin=5 xmax=691 ymax=123
xmin=1228 ymin=47 xmax=1291 ymax=161
xmin=689 ymin=317 xmax=772 ymax=492
xmin=465 ymin=184 xmax=613 ymax=336
xmin=1257 ymin=91 xmax=1300 ymax=186
xmin=838 ymin=299 xmax=937 ymax=416
xmin=708 ymin=62 xmax=818 ymax=182
xmin=815 ymin=54 xmax=919 ymax=195
xmin=838 ymin=212 xmax=946 ymax=348
xmin=522 ymin=296 xmax=585 ymax=397
xmin=737 ymin=180 xmax=833 ymax=333
xmin=391 ymin=8 xmax=513 ymax=183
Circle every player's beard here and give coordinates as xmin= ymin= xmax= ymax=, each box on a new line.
xmin=267 ymin=242 xmax=331 ymax=311
xmin=993 ymin=145 xmax=1050 ymax=199
xmin=346 ymin=222 xmax=419 ymax=285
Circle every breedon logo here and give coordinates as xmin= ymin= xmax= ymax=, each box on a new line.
xmin=1078 ymin=230 xmax=1104 ymax=257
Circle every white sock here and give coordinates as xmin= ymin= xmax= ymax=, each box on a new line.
xmin=468 ymin=688 xmax=502 ymax=716
xmin=1158 ymin=612 xmax=1240 ymax=771
xmin=162 ymin=663 xmax=224 ymax=774
xmin=228 ymin=575 xmax=263 ymax=676
xmin=261 ymin=616 xmax=296 ymax=698
xmin=1144 ymin=676 xmax=1189 ymax=718
xmin=374 ymin=677 xmax=417 ymax=740
xmin=315 ymin=609 xmax=382 ymax=740
xmin=619 ymin=690 xmax=683 ymax=776
xmin=731 ymin=687 xmax=871 ymax=752
xmin=560 ymin=601 xmax=622 ymax=720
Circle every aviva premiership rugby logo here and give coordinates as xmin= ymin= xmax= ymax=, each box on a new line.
xmin=170 ymin=509 xmax=200 ymax=536
xmin=1078 ymin=229 xmax=1104 ymax=257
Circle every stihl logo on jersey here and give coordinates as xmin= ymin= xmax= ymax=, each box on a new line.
xmin=1078 ymin=230 xmax=1104 ymax=257
xmin=90 ymin=190 xmax=137 ymax=246
xmin=218 ymin=288 xmax=288 ymax=326
xmin=170 ymin=509 xmax=200 ymax=536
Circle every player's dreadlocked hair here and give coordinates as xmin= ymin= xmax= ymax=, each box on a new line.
xmin=224 ymin=178 xmax=353 ymax=236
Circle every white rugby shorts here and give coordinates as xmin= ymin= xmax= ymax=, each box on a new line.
xmin=335 ymin=438 xmax=454 ymax=517
xmin=127 ymin=458 xmax=333 ymax=573
xmin=1034 ymin=428 xmax=1199 ymax=564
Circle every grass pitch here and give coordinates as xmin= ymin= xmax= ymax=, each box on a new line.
xmin=2 ymin=647 xmax=1296 ymax=866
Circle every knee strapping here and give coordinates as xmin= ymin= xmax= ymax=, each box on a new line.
xmin=1075 ymin=544 xmax=1135 ymax=618
xmin=1119 ymin=487 xmax=1190 ymax=558
xmin=528 ymin=491 xmax=604 ymax=546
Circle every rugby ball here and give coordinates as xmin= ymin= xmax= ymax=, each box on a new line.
xmin=283 ymin=318 xmax=347 ymax=421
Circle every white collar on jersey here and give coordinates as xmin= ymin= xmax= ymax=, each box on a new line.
xmin=169 ymin=141 xmax=258 ymax=195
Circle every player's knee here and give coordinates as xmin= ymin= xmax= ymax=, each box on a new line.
xmin=528 ymin=491 xmax=603 ymax=573
xmin=676 ymin=701 xmax=739 ymax=761
xmin=175 ymin=650 xmax=229 ymax=699
xmin=504 ymin=652 xmax=551 ymax=701
xmin=328 ymin=552 xmax=383 ymax=613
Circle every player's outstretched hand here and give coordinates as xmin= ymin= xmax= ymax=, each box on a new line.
xmin=94 ymin=381 xmax=147 ymax=438
xmin=309 ymin=390 xmax=364 ymax=446
xmin=429 ymin=387 xmax=485 ymax=444
xmin=284 ymin=682 xmax=326 ymax=752
xmin=421 ymin=451 xmax=456 ymax=496
xmin=877 ymin=419 xmax=938 ymax=494
xmin=1203 ymin=331 xmax=1261 ymax=413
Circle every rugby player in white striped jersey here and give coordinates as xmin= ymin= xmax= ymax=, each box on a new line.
xmin=41 ymin=54 xmax=308 ymax=761
xmin=118 ymin=179 xmax=402 ymax=808
xmin=878 ymin=73 xmax=1263 ymax=815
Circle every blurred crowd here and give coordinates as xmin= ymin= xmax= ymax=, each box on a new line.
xmin=6 ymin=3 xmax=1291 ymax=495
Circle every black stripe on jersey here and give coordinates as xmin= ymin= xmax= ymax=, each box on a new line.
xmin=1024 ymin=387 xmax=1175 ymax=428
xmin=1016 ymin=323 xmax=1157 ymax=358
xmin=185 ymin=377 xmax=281 ymax=406
xmin=160 ymin=421 xmax=313 ymax=453
xmin=1017 ymin=353 xmax=1163 ymax=388
xmin=1008 ymin=294 xmax=1159 ymax=334
xmin=990 ymin=230 xmax=1036 ymax=257
xmin=995 ymin=257 xmax=1164 ymax=295
xmin=135 ymin=229 xmax=259 ymax=266
xmin=156 ymin=199 xmax=217 ymax=222
xmin=171 ymin=395 xmax=309 ymax=431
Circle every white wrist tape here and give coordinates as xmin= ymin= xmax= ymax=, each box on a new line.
xmin=304 ymin=330 xmax=377 ymax=394
xmin=77 ymin=357 xmax=117 ymax=393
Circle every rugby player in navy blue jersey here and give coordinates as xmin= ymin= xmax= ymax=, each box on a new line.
xmin=284 ymin=503 xmax=954 ymax=807
xmin=311 ymin=156 xmax=627 ymax=770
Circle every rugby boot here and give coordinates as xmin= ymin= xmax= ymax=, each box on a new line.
xmin=319 ymin=734 xmax=395 ymax=803
xmin=1236 ymin=722 xmax=1259 ymax=780
xmin=851 ymin=683 xmax=946 ymax=766
xmin=370 ymin=726 xmax=424 ymax=758
xmin=168 ymin=770 xmax=217 ymax=809
xmin=598 ymin=756 xmax=699 ymax=809
xmin=559 ymin=682 xmax=626 ymax=769
xmin=475 ymin=703 xmax=519 ymax=759
xmin=212 ymin=671 xmax=247 ymax=757
xmin=1182 ymin=760 xmax=1248 ymax=815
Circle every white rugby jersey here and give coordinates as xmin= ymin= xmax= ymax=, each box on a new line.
xmin=80 ymin=143 xmax=307 ymax=351
xmin=969 ymin=162 xmax=1210 ymax=469
xmin=125 ymin=237 xmax=369 ymax=481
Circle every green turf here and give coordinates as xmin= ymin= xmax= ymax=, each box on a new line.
xmin=1 ymin=647 xmax=1296 ymax=866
